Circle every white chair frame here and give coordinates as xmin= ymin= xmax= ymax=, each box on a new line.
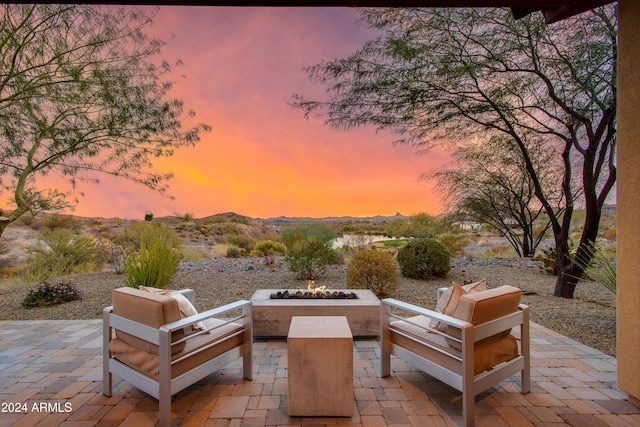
xmin=380 ymin=292 xmax=529 ymax=427
xmin=103 ymin=289 xmax=252 ymax=427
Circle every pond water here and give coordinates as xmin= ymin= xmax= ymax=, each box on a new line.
xmin=331 ymin=234 xmax=390 ymax=249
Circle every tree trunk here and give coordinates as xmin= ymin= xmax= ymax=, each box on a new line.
xmin=555 ymin=264 xmax=580 ymax=298
xmin=553 ymin=202 xmax=602 ymax=298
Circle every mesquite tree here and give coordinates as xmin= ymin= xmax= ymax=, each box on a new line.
xmin=432 ymin=136 xmax=557 ymax=257
xmin=293 ymin=7 xmax=616 ymax=298
xmin=0 ymin=4 xmax=210 ymax=237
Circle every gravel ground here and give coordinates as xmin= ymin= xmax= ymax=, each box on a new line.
xmin=0 ymin=256 xmax=616 ymax=357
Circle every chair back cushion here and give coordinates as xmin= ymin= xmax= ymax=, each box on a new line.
xmin=111 ymin=287 xmax=185 ymax=354
xmin=446 ymin=285 xmax=522 ymax=351
xmin=451 ymin=285 xmax=522 ymax=325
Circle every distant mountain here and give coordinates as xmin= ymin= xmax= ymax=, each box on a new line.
xmin=199 ymin=212 xmax=252 ymax=222
xmin=260 ymin=212 xmax=408 ymax=223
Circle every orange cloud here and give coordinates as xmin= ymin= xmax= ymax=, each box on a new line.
xmin=36 ymin=7 xmax=446 ymax=220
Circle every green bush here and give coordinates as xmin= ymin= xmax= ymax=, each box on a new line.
xmin=397 ymin=238 xmax=450 ymax=279
xmin=22 ymin=281 xmax=84 ymax=308
xmin=346 ymin=250 xmax=399 ymax=298
xmin=252 ymin=240 xmax=286 ymax=266
xmin=21 ymin=228 xmax=104 ymax=282
xmin=284 ymin=239 xmax=343 ymax=280
xmin=123 ymin=225 xmax=182 ymax=289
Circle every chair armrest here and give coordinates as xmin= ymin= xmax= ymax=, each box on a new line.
xmin=382 ymin=298 xmax=527 ymax=344
xmin=161 ymin=299 xmax=252 ymax=334
xmin=382 ymin=298 xmax=470 ymax=329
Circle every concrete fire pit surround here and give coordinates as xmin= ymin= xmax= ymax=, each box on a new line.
xmin=250 ymin=289 xmax=381 ymax=338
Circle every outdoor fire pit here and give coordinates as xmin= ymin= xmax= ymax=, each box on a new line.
xmin=269 ymin=290 xmax=358 ymax=299
xmin=270 ymin=280 xmax=357 ymax=300
xmin=251 ymin=288 xmax=380 ymax=337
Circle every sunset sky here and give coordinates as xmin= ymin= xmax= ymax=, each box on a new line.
xmin=54 ymin=7 xmax=448 ymax=220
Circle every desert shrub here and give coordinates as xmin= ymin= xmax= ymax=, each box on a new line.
xmin=602 ymin=227 xmax=616 ymax=240
xmin=144 ymin=212 xmax=153 ymax=221
xmin=252 ymin=240 xmax=286 ymax=266
xmin=22 ymin=228 xmax=104 ymax=282
xmin=534 ymin=247 xmax=558 ymax=275
xmin=22 ymin=281 xmax=84 ymax=308
xmin=108 ymin=222 xmax=181 ymax=274
xmin=397 ymin=238 xmax=450 ymax=279
xmin=226 ymin=246 xmax=242 ymax=258
xmin=285 ymin=239 xmax=343 ymax=280
xmin=175 ymin=212 xmax=194 ymax=222
xmin=281 ymin=223 xmax=342 ymax=279
xmin=280 ymin=223 xmax=337 ymax=248
xmin=346 ymin=250 xmax=399 ymax=298
xmin=385 ymin=213 xmax=453 ymax=238
xmin=227 ymin=234 xmax=254 ymax=251
xmin=121 ymin=221 xmax=181 ymax=249
xmin=41 ymin=214 xmax=81 ymax=231
xmin=123 ymin=225 xmax=182 ymax=289
xmin=438 ymin=233 xmax=470 ymax=258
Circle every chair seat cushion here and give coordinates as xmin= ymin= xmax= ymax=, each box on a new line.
xmin=390 ymin=315 xmax=518 ymax=375
xmin=109 ymin=318 xmax=244 ymax=380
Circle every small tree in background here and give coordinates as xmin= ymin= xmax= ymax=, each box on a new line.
xmin=281 ymin=223 xmax=343 ymax=280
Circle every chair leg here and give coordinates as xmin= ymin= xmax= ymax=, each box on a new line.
xmin=103 ymin=313 xmax=112 ymax=397
xmin=462 ymin=392 xmax=474 ymax=427
xmin=159 ymin=392 xmax=171 ymax=427
xmin=380 ymin=303 xmax=391 ymax=377
xmin=521 ymin=305 xmax=531 ymax=394
xmin=103 ymin=370 xmax=112 ymax=397
xmin=243 ymin=353 xmax=253 ymax=381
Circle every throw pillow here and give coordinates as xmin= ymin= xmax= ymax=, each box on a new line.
xmin=139 ymin=287 xmax=206 ymax=334
xmin=430 ymin=278 xmax=487 ymax=331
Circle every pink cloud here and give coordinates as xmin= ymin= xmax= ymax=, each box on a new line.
xmin=41 ymin=7 xmax=446 ymax=219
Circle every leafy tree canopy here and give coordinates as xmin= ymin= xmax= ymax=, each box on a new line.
xmin=293 ymin=7 xmax=616 ymax=298
xmin=0 ymin=4 xmax=211 ymax=236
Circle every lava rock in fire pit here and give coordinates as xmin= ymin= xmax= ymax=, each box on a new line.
xmin=269 ymin=290 xmax=358 ymax=299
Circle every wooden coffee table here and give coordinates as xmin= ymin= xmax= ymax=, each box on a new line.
xmin=287 ymin=316 xmax=353 ymax=417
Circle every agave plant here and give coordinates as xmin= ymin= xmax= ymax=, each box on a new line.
xmin=574 ymin=241 xmax=616 ymax=295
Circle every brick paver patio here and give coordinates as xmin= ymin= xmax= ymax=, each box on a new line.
xmin=1 ymin=319 xmax=639 ymax=426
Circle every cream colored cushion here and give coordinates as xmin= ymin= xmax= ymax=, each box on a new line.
xmin=390 ymin=315 xmax=518 ymax=375
xmin=139 ymin=286 xmax=205 ymax=334
xmin=430 ymin=278 xmax=487 ymax=331
xmin=109 ymin=318 xmax=244 ymax=380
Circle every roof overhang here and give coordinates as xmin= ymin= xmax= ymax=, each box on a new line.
xmin=8 ymin=0 xmax=616 ymax=24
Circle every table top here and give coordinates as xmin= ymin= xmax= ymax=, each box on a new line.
xmin=288 ymin=316 xmax=352 ymax=339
